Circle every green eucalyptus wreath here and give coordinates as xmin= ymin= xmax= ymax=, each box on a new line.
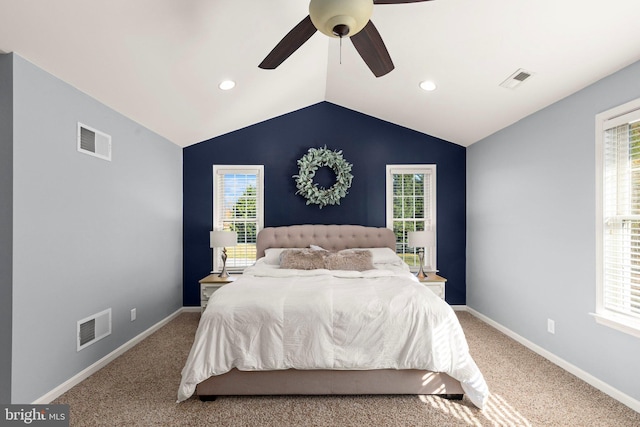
xmin=293 ymin=146 xmax=353 ymax=208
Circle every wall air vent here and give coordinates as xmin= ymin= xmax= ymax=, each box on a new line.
xmin=77 ymin=308 xmax=112 ymax=351
xmin=77 ymin=122 xmax=111 ymax=161
xmin=499 ymin=68 xmax=534 ymax=90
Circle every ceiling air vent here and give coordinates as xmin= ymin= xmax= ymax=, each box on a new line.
xmin=77 ymin=122 xmax=111 ymax=161
xmin=499 ymin=68 xmax=534 ymax=90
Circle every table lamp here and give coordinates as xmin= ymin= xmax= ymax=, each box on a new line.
xmin=210 ymin=230 xmax=238 ymax=278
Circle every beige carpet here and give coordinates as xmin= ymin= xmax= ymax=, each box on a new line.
xmin=53 ymin=311 xmax=640 ymax=426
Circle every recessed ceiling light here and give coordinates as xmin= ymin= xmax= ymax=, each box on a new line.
xmin=419 ymin=80 xmax=437 ymax=91
xmin=218 ymin=80 xmax=236 ymax=90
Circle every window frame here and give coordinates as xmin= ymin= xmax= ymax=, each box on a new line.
xmin=595 ymin=98 xmax=640 ymax=339
xmin=385 ymin=164 xmax=437 ymax=270
xmin=212 ymin=165 xmax=264 ymax=273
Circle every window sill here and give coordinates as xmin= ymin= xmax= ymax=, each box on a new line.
xmin=591 ymin=312 xmax=640 ymax=339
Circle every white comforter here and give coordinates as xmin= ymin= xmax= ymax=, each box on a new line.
xmin=177 ymin=261 xmax=489 ymax=408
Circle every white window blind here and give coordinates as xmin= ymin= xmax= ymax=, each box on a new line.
xmin=386 ymin=165 xmax=436 ymax=269
xmin=601 ymin=108 xmax=640 ymax=328
xmin=213 ymin=165 xmax=264 ymax=271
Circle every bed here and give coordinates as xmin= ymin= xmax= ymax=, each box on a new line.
xmin=178 ymin=225 xmax=488 ymax=408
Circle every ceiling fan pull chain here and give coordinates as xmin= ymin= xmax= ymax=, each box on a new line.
xmin=339 ymin=35 xmax=343 ymax=65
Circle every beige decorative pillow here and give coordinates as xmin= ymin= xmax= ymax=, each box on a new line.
xmin=279 ymin=249 xmax=327 ymax=270
xmin=324 ymin=250 xmax=374 ymax=271
xmin=263 ymin=247 xmax=305 ymax=265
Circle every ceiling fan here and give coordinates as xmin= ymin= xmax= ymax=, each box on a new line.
xmin=259 ymin=0 xmax=433 ymax=78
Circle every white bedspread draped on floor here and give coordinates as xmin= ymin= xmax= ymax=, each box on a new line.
xmin=178 ymin=261 xmax=489 ymax=408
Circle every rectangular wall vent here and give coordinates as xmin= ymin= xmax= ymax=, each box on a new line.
xmin=77 ymin=308 xmax=112 ymax=351
xmin=79 ymin=319 xmax=95 ymax=347
xmin=499 ymin=68 xmax=534 ymax=89
xmin=77 ymin=122 xmax=111 ymax=161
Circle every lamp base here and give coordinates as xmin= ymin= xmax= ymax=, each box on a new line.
xmin=218 ymin=247 xmax=230 ymax=278
xmin=415 ymin=248 xmax=427 ymax=280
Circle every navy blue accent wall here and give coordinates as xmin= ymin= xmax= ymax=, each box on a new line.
xmin=183 ymin=102 xmax=466 ymax=306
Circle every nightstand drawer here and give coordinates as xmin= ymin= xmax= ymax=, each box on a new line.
xmin=424 ymin=283 xmax=444 ymax=299
xmin=418 ymin=273 xmax=447 ymax=301
xmin=202 ymin=284 xmax=221 ymax=300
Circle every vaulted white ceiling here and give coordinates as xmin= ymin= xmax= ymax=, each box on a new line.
xmin=1 ymin=0 xmax=640 ymax=148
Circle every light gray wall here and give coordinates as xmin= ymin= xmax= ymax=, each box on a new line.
xmin=0 ymin=54 xmax=13 ymax=404
xmin=10 ymin=54 xmax=183 ymax=403
xmin=467 ymin=60 xmax=640 ymax=403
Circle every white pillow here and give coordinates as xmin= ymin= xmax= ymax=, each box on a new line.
xmin=356 ymin=247 xmax=402 ymax=264
xmin=263 ymin=248 xmax=305 ymax=265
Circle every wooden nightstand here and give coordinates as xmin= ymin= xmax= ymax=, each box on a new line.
xmin=199 ymin=274 xmax=236 ymax=312
xmin=418 ymin=273 xmax=447 ymax=300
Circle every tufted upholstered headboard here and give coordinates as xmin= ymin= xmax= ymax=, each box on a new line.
xmin=255 ymin=225 xmax=396 ymax=259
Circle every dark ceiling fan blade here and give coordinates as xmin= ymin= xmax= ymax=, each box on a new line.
xmin=259 ymin=15 xmax=317 ymax=70
xmin=373 ymin=0 xmax=433 ymax=4
xmin=350 ymin=20 xmax=394 ymax=78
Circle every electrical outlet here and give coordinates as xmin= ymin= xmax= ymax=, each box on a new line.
xmin=547 ymin=318 xmax=555 ymax=334
xmin=131 ymin=308 xmax=136 ymax=322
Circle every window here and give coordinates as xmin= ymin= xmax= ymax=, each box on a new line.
xmin=386 ymin=165 xmax=436 ymax=270
xmin=595 ymin=99 xmax=640 ymax=338
xmin=213 ymin=165 xmax=264 ymax=272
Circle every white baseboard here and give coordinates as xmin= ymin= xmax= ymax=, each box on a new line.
xmin=465 ymin=306 xmax=640 ymax=413
xmin=32 ymin=307 xmax=190 ymax=404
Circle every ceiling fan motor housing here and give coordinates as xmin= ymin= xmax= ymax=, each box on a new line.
xmin=309 ymin=0 xmax=374 ymax=38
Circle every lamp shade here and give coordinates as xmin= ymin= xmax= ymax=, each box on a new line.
xmin=407 ymin=230 xmax=435 ymax=248
xmin=210 ymin=231 xmax=237 ymax=248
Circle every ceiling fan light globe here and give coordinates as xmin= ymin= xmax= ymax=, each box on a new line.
xmin=309 ymin=0 xmax=373 ymax=38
